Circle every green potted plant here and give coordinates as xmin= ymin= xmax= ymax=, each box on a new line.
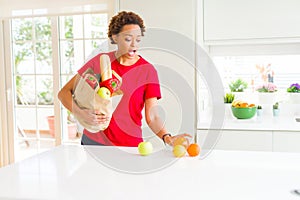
xmin=224 ymin=93 xmax=235 ymax=104
xmin=256 ymin=82 xmax=278 ymax=104
xmin=229 ymin=79 xmax=248 ymax=92
xmin=256 ymin=82 xmax=277 ymax=93
xmin=287 ymin=83 xmax=300 ymax=104
xmin=272 ymin=102 xmax=279 ymax=117
xmin=287 ymin=83 xmax=300 ymax=93
xmin=223 ymin=93 xmax=235 ymax=118
xmin=257 ymin=105 xmax=263 ymax=117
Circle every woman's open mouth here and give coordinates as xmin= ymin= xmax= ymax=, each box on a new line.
xmin=128 ymin=50 xmax=136 ymax=57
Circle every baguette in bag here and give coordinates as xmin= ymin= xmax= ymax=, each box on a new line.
xmin=73 ymin=55 xmax=122 ymax=133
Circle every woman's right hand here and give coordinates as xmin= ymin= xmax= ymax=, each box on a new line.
xmin=73 ymin=105 xmax=110 ymax=126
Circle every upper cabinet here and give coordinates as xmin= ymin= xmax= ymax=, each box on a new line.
xmin=204 ymin=0 xmax=300 ymax=43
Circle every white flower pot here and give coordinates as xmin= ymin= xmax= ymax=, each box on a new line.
xmin=289 ymin=93 xmax=300 ymax=104
xmin=257 ymin=109 xmax=263 ymax=117
xmin=258 ymin=92 xmax=277 ymax=104
xmin=273 ymin=109 xmax=280 ymax=117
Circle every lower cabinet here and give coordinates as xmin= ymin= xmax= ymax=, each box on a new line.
xmin=273 ymin=131 xmax=300 ymax=152
xmin=198 ymin=129 xmax=300 ymax=152
xmin=197 ymin=129 xmax=273 ymax=152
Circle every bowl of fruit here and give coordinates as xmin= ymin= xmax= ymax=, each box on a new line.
xmin=231 ymin=101 xmax=257 ymax=119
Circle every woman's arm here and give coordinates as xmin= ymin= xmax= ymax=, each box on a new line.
xmin=58 ymin=74 xmax=79 ymax=113
xmin=145 ymin=97 xmax=191 ymax=146
xmin=58 ymin=74 xmax=109 ymax=126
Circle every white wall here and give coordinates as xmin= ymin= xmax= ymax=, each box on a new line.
xmin=0 ymin=0 xmax=116 ymax=18
xmin=119 ymin=0 xmax=198 ymax=143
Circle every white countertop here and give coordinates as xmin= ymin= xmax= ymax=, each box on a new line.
xmin=0 ymin=145 xmax=300 ymax=200
xmin=198 ymin=113 xmax=300 ymax=131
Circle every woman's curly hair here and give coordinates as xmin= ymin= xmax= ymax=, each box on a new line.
xmin=108 ymin=11 xmax=146 ymax=44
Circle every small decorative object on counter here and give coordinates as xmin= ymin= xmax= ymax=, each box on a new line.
xmin=256 ymin=82 xmax=278 ymax=93
xmin=256 ymin=82 xmax=278 ymax=104
xmin=257 ymin=105 xmax=263 ymax=117
xmin=229 ymin=78 xmax=248 ymax=92
xmin=272 ymin=102 xmax=280 ymax=117
xmin=224 ymin=93 xmax=235 ymax=117
xmin=231 ymin=100 xmax=257 ymax=119
xmin=287 ymin=83 xmax=300 ymax=104
xmin=224 ymin=93 xmax=235 ymax=104
xmin=287 ymin=83 xmax=300 ymax=93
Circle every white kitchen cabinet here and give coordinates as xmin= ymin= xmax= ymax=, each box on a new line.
xmin=273 ymin=131 xmax=300 ymax=152
xmin=197 ymin=129 xmax=273 ymax=151
xmin=204 ymin=0 xmax=300 ymax=42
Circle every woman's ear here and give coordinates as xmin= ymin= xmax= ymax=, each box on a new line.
xmin=112 ymin=34 xmax=118 ymax=44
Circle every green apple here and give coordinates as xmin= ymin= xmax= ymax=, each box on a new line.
xmin=138 ymin=141 xmax=153 ymax=156
xmin=97 ymin=87 xmax=111 ymax=99
xmin=173 ymin=145 xmax=186 ymax=157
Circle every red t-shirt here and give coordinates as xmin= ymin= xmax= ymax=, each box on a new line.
xmin=77 ymin=51 xmax=161 ymax=146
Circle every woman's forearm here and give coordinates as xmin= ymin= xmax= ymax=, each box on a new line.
xmin=57 ymin=74 xmax=80 ymax=114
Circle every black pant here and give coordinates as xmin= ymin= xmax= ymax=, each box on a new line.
xmin=81 ymin=134 xmax=104 ymax=146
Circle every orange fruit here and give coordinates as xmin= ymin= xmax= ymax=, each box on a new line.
xmin=173 ymin=137 xmax=189 ymax=149
xmin=249 ymin=103 xmax=255 ymax=107
xmin=240 ymin=102 xmax=248 ymax=108
xmin=187 ymin=143 xmax=200 ymax=157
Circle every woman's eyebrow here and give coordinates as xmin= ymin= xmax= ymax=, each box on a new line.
xmin=123 ymin=33 xmax=142 ymax=37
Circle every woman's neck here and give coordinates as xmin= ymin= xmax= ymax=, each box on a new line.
xmin=115 ymin=51 xmax=140 ymax=66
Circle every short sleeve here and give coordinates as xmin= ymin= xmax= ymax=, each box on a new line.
xmin=77 ymin=54 xmax=101 ymax=76
xmin=144 ymin=67 xmax=161 ymax=100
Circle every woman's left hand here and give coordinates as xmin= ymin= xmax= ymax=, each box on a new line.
xmin=164 ymin=133 xmax=193 ymax=147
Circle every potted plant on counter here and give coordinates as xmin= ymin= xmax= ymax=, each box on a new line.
xmin=229 ymin=79 xmax=248 ymax=92
xmin=257 ymin=105 xmax=263 ymax=117
xmin=256 ymin=82 xmax=278 ymax=104
xmin=224 ymin=93 xmax=235 ymax=104
xmin=272 ymin=102 xmax=280 ymax=117
xmin=224 ymin=93 xmax=235 ymax=117
xmin=229 ymin=79 xmax=248 ymax=101
xmin=287 ymin=83 xmax=300 ymax=104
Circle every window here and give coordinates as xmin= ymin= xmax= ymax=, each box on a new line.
xmin=197 ymin=53 xmax=300 ymax=128
xmin=213 ymin=55 xmax=300 ymax=92
xmin=9 ymin=13 xmax=109 ymax=162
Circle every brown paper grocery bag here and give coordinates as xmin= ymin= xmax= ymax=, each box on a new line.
xmin=73 ymin=69 xmax=122 ymax=133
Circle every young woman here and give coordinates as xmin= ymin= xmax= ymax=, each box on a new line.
xmin=58 ymin=11 xmax=191 ymax=146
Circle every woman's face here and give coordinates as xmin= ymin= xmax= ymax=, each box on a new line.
xmin=113 ymin=24 xmax=142 ymax=59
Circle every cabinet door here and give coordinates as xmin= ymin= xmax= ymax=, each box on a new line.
xmin=273 ymin=131 xmax=300 ymax=152
xmin=204 ymin=0 xmax=300 ymax=41
xmin=197 ymin=130 xmax=272 ymax=151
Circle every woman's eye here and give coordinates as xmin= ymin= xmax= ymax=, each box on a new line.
xmin=125 ymin=38 xmax=131 ymax=42
xmin=136 ymin=39 xmax=141 ymax=43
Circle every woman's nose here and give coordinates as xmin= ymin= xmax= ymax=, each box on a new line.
xmin=131 ymin=40 xmax=137 ymax=47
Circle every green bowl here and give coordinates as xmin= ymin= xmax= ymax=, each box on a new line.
xmin=231 ymin=106 xmax=257 ymax=119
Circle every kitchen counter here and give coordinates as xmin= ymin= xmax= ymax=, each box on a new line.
xmin=0 ymin=145 xmax=300 ymax=200
xmin=199 ymin=114 xmax=300 ymax=131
